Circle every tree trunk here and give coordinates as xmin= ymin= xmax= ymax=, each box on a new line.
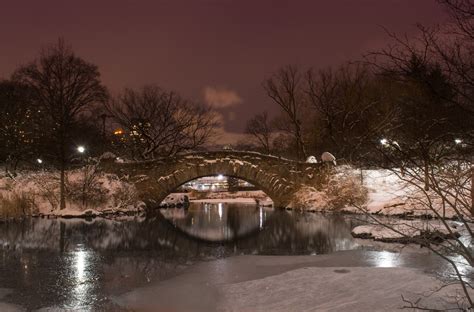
xmin=471 ymin=166 xmax=474 ymax=216
xmin=60 ymin=161 xmax=66 ymax=209
xmin=59 ymin=132 xmax=66 ymax=210
xmin=424 ymin=160 xmax=430 ymax=191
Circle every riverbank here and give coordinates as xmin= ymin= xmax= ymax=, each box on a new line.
xmin=0 ymin=169 xmax=144 ymax=219
xmin=289 ymin=168 xmax=471 ymax=220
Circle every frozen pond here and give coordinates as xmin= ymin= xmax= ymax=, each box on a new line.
xmin=0 ymin=203 xmax=450 ymax=311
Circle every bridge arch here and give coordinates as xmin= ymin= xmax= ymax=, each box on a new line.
xmin=101 ymin=151 xmax=323 ymax=208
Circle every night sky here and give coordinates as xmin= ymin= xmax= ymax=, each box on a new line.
xmin=1 ymin=0 xmax=446 ymax=142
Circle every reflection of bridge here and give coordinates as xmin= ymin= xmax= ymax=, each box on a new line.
xmin=102 ymin=151 xmax=324 ymax=208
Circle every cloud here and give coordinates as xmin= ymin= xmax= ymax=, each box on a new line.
xmin=209 ymin=112 xmax=248 ymax=145
xmin=203 ymin=86 xmax=242 ymax=108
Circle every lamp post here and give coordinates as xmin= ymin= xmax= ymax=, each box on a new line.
xmin=77 ymin=146 xmax=87 ymax=207
xmin=37 ymin=158 xmax=44 ymax=171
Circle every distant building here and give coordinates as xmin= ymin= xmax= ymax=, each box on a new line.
xmin=180 ymin=176 xmax=254 ymax=192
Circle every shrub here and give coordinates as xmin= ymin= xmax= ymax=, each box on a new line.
xmin=324 ymin=166 xmax=368 ymax=209
xmin=0 ymin=193 xmax=32 ymax=219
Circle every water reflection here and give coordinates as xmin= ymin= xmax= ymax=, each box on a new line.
xmin=372 ymin=251 xmax=402 ymax=268
xmin=162 ymin=203 xmax=273 ymax=242
xmin=70 ymin=247 xmax=93 ymax=310
xmin=160 ymin=203 xmax=360 ymax=254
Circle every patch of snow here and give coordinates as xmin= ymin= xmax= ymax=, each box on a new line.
xmin=218 ymin=267 xmax=467 ymax=311
xmin=352 ymin=220 xmax=460 ymax=242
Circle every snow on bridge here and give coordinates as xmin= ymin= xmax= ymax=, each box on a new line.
xmin=101 ymin=151 xmax=325 ymax=208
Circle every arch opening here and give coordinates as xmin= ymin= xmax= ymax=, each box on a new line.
xmin=158 ymin=175 xmax=275 ymax=242
xmin=159 ymin=174 xmax=274 ymax=208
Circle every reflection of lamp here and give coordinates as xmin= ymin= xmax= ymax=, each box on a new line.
xmin=218 ymin=203 xmax=223 ymax=220
xmin=76 ymin=250 xmax=86 ymax=280
xmin=71 ymin=248 xmax=92 ymax=308
xmin=375 ymin=251 xmax=397 ymax=267
xmin=217 ymin=174 xmax=224 ymax=180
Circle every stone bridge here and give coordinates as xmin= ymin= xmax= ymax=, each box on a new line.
xmin=101 ymin=151 xmax=325 ymax=208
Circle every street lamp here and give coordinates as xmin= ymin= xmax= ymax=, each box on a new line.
xmin=77 ymin=146 xmax=86 ymax=154
xmin=37 ymin=158 xmax=43 ymax=164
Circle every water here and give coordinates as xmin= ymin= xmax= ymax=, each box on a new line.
xmin=0 ymin=202 xmax=449 ymax=311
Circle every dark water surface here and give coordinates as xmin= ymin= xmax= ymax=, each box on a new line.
xmin=0 ymin=203 xmax=445 ymax=311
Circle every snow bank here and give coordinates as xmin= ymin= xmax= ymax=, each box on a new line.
xmin=192 ymin=198 xmax=260 ymax=204
xmin=160 ymin=193 xmax=190 ymax=207
xmin=0 ymin=169 xmax=144 ymax=217
xmin=192 ymin=190 xmax=268 ymax=200
xmin=289 ymin=166 xmax=469 ymax=220
xmin=342 ymin=169 xmax=469 ymax=218
xmin=187 ymin=190 xmax=273 ymax=205
xmin=352 ymin=220 xmax=461 ymax=243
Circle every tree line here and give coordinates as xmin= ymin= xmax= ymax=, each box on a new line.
xmin=0 ymin=40 xmax=219 ymax=209
xmin=0 ymin=41 xmax=218 ymax=165
xmin=245 ymin=0 xmax=474 ymax=167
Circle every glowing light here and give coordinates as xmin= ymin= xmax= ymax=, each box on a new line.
xmin=374 ymin=251 xmax=399 ymax=268
xmin=77 ymin=146 xmax=86 ymax=153
xmin=113 ymin=129 xmax=124 ymax=135
xmin=71 ymin=247 xmax=93 ymax=308
xmin=218 ymin=203 xmax=223 ymax=220
xmin=75 ymin=250 xmax=86 ymax=280
xmin=455 ymin=138 xmax=462 ymax=145
xmin=217 ymin=174 xmax=224 ymax=180
xmin=380 ymin=138 xmax=388 ymax=146
xmin=37 ymin=158 xmax=43 ymax=164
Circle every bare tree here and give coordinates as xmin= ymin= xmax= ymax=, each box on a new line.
xmin=355 ymin=141 xmax=474 ymax=309
xmin=106 ymin=85 xmax=217 ymax=160
xmin=245 ymin=111 xmax=274 ymax=154
xmin=353 ymin=1 xmax=474 ymax=308
xmin=13 ymin=39 xmax=108 ymax=209
xmin=305 ymin=63 xmax=399 ymax=163
xmin=366 ymin=28 xmax=472 ymax=189
xmin=263 ymin=65 xmax=308 ymax=160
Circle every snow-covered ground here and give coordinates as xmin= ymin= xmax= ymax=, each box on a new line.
xmin=291 ymin=167 xmax=470 ymax=219
xmin=0 ymin=169 xmax=144 ymax=218
xmin=163 ymin=190 xmax=273 ymax=206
